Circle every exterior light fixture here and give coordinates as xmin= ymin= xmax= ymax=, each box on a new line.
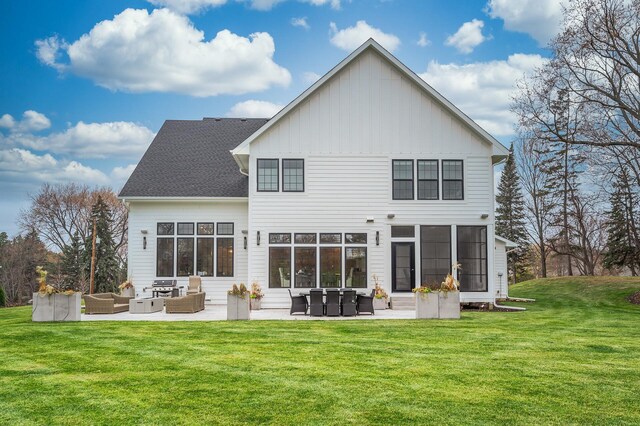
xmin=376 ymin=231 xmax=380 ymax=246
xmin=141 ymin=229 xmax=148 ymax=250
xmin=366 ymin=217 xmax=374 ymax=223
xmin=257 ymin=231 xmax=261 ymax=246
xmin=387 ymin=213 xmax=395 ymax=219
xmin=480 ymin=213 xmax=489 ymax=219
xmin=244 ymin=236 xmax=247 ymax=250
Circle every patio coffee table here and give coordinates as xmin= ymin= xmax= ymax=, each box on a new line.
xmin=129 ymin=297 xmax=164 ymax=314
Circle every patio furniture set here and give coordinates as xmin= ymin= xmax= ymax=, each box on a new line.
xmin=288 ymin=288 xmax=375 ymax=316
xmin=83 ymin=276 xmax=205 ymax=315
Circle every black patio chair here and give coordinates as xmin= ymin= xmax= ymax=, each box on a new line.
xmin=288 ymin=289 xmax=308 ymax=315
xmin=325 ymin=289 xmax=341 ymax=316
xmin=341 ymin=290 xmax=357 ymax=316
xmin=357 ymin=289 xmax=375 ymax=315
xmin=309 ymin=289 xmax=325 ymax=316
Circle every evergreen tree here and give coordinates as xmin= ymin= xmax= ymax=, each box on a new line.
xmin=495 ymin=143 xmax=528 ymax=283
xmin=60 ymin=232 xmax=84 ymax=291
xmin=84 ymin=196 xmax=119 ymax=293
xmin=603 ymin=174 xmax=639 ymax=275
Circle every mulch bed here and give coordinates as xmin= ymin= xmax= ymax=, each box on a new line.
xmin=628 ymin=291 xmax=640 ymax=305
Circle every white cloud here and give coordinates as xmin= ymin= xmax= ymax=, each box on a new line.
xmin=35 ymin=8 xmax=291 ymax=97
xmin=111 ymin=163 xmax=138 ymax=183
xmin=445 ymin=19 xmax=488 ymax=54
xmin=0 ymin=110 xmax=52 ymax=132
xmin=291 ymin=17 xmax=310 ymax=30
xmin=486 ymin=0 xmax=564 ymax=46
xmin=302 ymin=71 xmax=321 ymax=84
xmin=34 ymin=36 xmax=68 ymax=71
xmin=147 ymin=0 xmax=227 ymax=14
xmin=306 ymin=0 xmax=340 ymax=9
xmin=329 ymin=21 xmax=401 ymax=53
xmin=0 ymin=148 xmax=109 ymax=186
xmin=417 ymin=32 xmax=430 ymax=47
xmin=227 ymin=100 xmax=284 ymax=118
xmin=0 ymin=114 xmax=16 ymax=129
xmin=419 ymin=53 xmax=546 ymax=136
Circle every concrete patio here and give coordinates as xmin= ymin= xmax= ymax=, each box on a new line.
xmin=81 ymin=306 xmax=416 ymax=321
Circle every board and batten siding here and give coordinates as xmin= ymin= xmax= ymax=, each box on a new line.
xmin=247 ymin=49 xmax=497 ymax=307
xmin=127 ymin=201 xmax=248 ymax=304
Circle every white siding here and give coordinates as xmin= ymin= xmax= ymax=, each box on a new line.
xmin=248 ymin=50 xmax=497 ymax=307
xmin=127 ymin=200 xmax=248 ymax=304
xmin=494 ymin=240 xmax=508 ymax=299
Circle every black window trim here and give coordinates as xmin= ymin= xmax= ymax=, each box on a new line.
xmin=282 ymin=158 xmax=305 ymax=193
xmin=420 ymin=225 xmax=452 ymax=287
xmin=392 ymin=159 xmax=415 ymax=200
xmin=217 ymin=222 xmax=234 ymax=236
xmin=157 ymin=222 xmax=174 ymax=236
xmin=177 ymin=222 xmax=195 ymax=235
xmin=176 ymin=237 xmax=195 ymax=277
xmin=417 ymin=159 xmax=439 ymax=200
xmin=269 ymin=246 xmax=292 ymax=288
xmin=156 ymin=237 xmax=175 ymax=277
xmin=197 ymin=222 xmax=215 ymax=235
xmin=344 ymin=246 xmax=367 ymax=288
xmin=257 ymin=158 xmax=280 ymax=192
xmin=442 ymin=159 xmax=464 ymax=201
xmin=294 ymin=233 xmax=317 ymax=244
xmin=456 ymin=225 xmax=488 ymax=292
xmin=319 ymin=233 xmax=342 ymax=244
xmin=216 ymin=237 xmax=235 ymax=277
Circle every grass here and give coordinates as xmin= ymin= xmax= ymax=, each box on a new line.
xmin=1 ymin=277 xmax=639 ymax=425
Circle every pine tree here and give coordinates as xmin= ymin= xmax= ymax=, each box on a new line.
xmin=84 ymin=196 xmax=119 ymax=294
xmin=496 ymin=143 xmax=528 ymax=284
xmin=603 ymin=174 xmax=639 ymax=275
xmin=60 ymin=232 xmax=84 ymax=291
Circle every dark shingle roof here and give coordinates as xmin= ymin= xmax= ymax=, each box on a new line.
xmin=119 ymin=118 xmax=268 ymax=198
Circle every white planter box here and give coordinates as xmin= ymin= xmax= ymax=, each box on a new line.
xmin=32 ymin=293 xmax=81 ymax=322
xmin=415 ymin=293 xmax=438 ymax=319
xmin=373 ymin=298 xmax=388 ymax=310
xmin=227 ymin=294 xmax=250 ymax=320
xmin=438 ymin=291 xmax=461 ymax=319
xmin=120 ymin=287 xmax=135 ymax=298
xmin=250 ymin=298 xmax=261 ymax=310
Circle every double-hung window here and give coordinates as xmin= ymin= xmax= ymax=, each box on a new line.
xmin=392 ymin=160 xmax=414 ymax=200
xmin=282 ymin=159 xmax=304 ymax=192
xmin=257 ymin=159 xmax=279 ymax=192
xmin=442 ymin=160 xmax=463 ymax=200
xmin=417 ymin=160 xmax=438 ymax=200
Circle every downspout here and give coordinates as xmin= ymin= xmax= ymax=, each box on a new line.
xmin=493 ymin=268 xmax=527 ymax=311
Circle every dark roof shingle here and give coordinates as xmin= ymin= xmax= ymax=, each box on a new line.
xmin=119 ymin=118 xmax=267 ymax=198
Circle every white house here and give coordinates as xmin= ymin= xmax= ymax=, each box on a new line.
xmin=119 ymin=39 xmax=513 ymax=308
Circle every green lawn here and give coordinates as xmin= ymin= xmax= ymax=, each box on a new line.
xmin=1 ymin=277 xmax=639 ymax=425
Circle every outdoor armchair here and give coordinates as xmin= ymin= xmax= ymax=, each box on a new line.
xmin=356 ymin=289 xmax=375 ymax=315
xmin=288 ymin=289 xmax=308 ymax=315
xmin=165 ymin=292 xmax=205 ymax=314
xmin=325 ymin=289 xmax=341 ymax=316
xmin=341 ymin=290 xmax=357 ymax=316
xmin=309 ymin=289 xmax=325 ymax=316
xmin=83 ymin=293 xmax=133 ymax=314
xmin=186 ymin=276 xmax=202 ymax=295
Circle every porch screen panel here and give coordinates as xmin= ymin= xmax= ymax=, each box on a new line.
xmin=197 ymin=238 xmax=214 ymax=276
xmin=269 ymin=247 xmax=291 ymax=288
xmin=457 ymin=226 xmax=487 ymax=291
xmin=320 ymin=247 xmax=341 ymax=288
xmin=294 ymin=247 xmax=316 ymax=288
xmin=420 ymin=226 xmax=451 ymax=287
xmin=345 ymin=248 xmax=367 ymax=288
xmin=156 ymin=238 xmax=174 ymax=277
xmin=177 ymin=238 xmax=194 ymax=276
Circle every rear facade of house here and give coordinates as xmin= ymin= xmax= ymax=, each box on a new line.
xmin=120 ymin=40 xmax=511 ymax=308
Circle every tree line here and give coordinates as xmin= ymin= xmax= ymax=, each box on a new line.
xmin=0 ymin=184 xmax=127 ymax=306
xmin=496 ymin=0 xmax=639 ymax=282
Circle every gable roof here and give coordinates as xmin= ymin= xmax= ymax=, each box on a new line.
xmin=495 ymin=235 xmax=518 ymax=248
xmin=119 ymin=118 xmax=268 ymax=199
xmin=231 ymin=38 xmax=509 ymax=167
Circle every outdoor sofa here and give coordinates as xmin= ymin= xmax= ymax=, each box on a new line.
xmin=165 ymin=292 xmax=206 ymax=314
xmin=83 ymin=293 xmax=133 ymax=314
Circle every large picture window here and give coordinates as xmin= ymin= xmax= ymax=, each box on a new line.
xmin=442 ymin=160 xmax=463 ymax=200
xmin=294 ymin=247 xmax=316 ymax=288
xmin=283 ymin=159 xmax=304 ymax=192
xmin=457 ymin=226 xmax=487 ymax=292
xmin=177 ymin=238 xmax=194 ymax=276
xmin=156 ymin=238 xmax=174 ymax=277
xmin=345 ymin=248 xmax=367 ymax=288
xmin=196 ymin=238 xmax=214 ymax=276
xmin=392 ymin=160 xmax=414 ymax=200
xmin=269 ymin=247 xmax=291 ymax=288
xmin=257 ymin=159 xmax=279 ymax=192
xmin=417 ymin=160 xmax=439 ymax=200
xmin=216 ymin=238 xmax=234 ymax=277
xmin=320 ymin=247 xmax=342 ymax=288
xmin=420 ymin=226 xmax=451 ymax=287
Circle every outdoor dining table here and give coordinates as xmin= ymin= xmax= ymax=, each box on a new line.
xmin=298 ymin=289 xmax=367 ymax=296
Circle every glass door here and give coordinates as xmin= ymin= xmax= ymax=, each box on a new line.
xmin=392 ymin=242 xmax=415 ymax=292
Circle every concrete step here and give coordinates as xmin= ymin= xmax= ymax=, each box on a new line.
xmin=391 ymin=297 xmax=415 ymax=310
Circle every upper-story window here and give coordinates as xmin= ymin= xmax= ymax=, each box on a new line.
xmin=392 ymin=160 xmax=414 ymax=200
xmin=417 ymin=160 xmax=438 ymax=200
xmin=257 ymin=159 xmax=279 ymax=192
xmin=282 ymin=159 xmax=304 ymax=192
xmin=442 ymin=160 xmax=464 ymax=200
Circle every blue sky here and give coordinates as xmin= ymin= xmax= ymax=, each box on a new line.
xmin=0 ymin=0 xmax=563 ymax=237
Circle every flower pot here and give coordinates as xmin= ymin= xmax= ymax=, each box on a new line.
xmin=250 ymin=298 xmax=261 ymax=310
xmin=438 ymin=291 xmax=460 ymax=319
xmin=373 ymin=297 xmax=387 ymax=310
xmin=121 ymin=287 xmax=135 ymax=298
xmin=227 ymin=294 xmax=250 ymax=320
xmin=32 ymin=293 xmax=81 ymax=322
xmin=415 ymin=292 xmax=438 ymax=319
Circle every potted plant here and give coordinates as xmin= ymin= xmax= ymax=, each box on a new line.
xmin=119 ymin=279 xmax=135 ymax=298
xmin=227 ymin=283 xmax=250 ymax=320
xmin=412 ymin=283 xmax=439 ymax=319
xmin=371 ymin=274 xmax=388 ymax=310
xmin=249 ymin=282 xmax=263 ymax=310
xmin=32 ymin=266 xmax=81 ymax=322
xmin=437 ymin=264 xmax=461 ymax=319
